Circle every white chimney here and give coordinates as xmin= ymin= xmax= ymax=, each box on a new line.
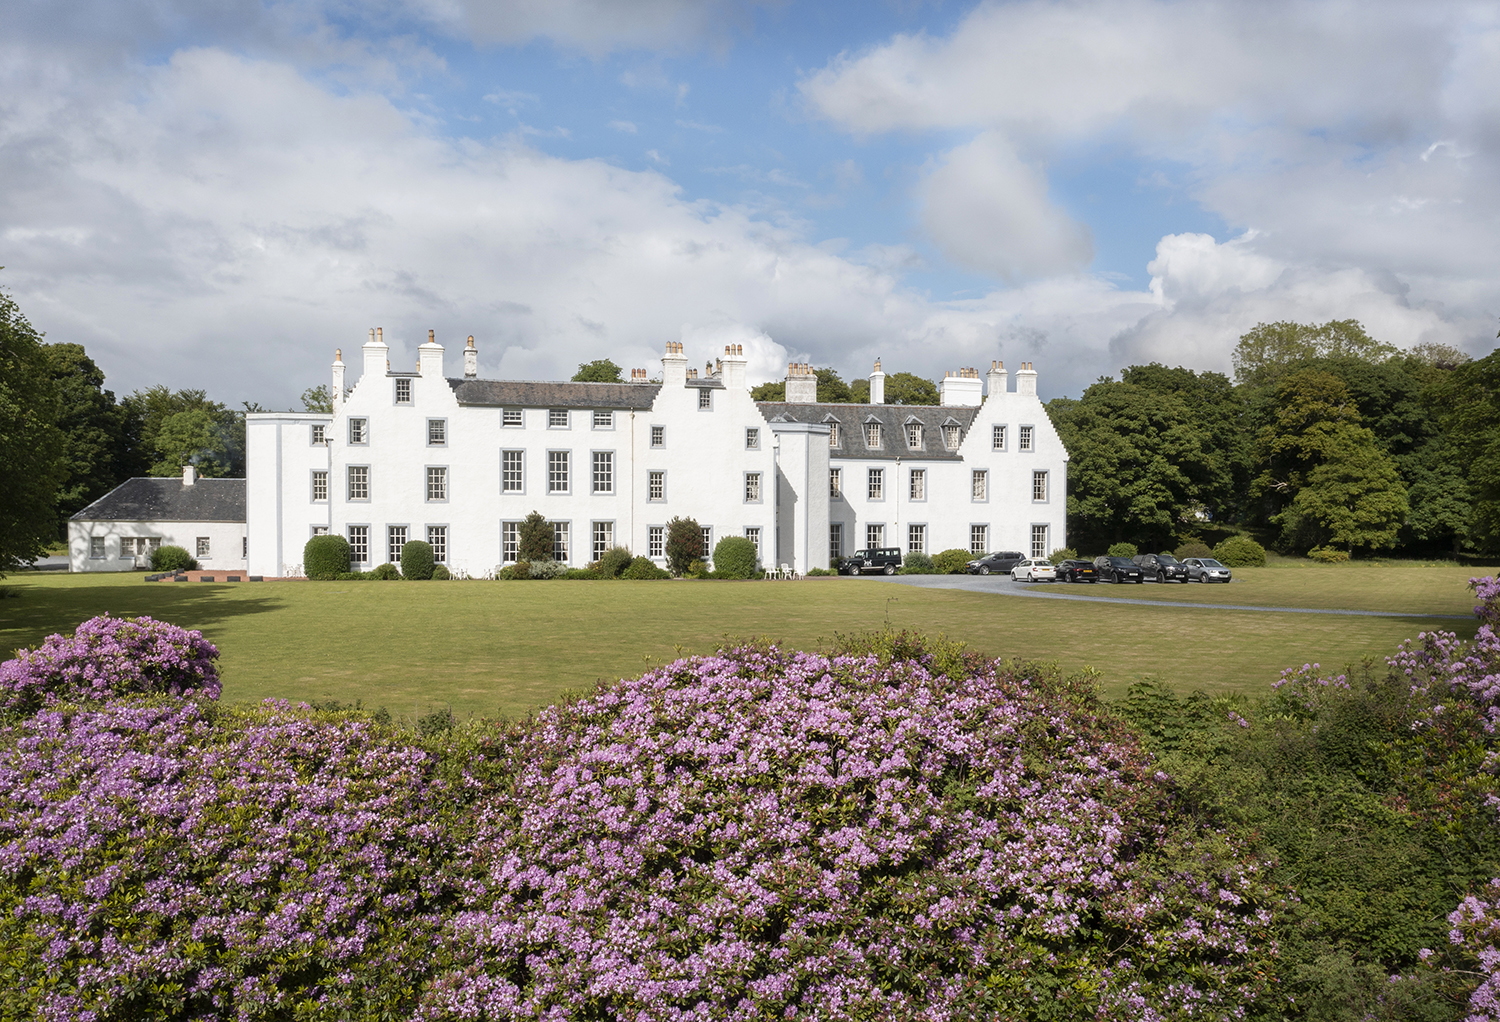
xmin=463 ymin=335 xmax=478 ymax=378
xmin=785 ymin=362 xmax=817 ymax=403
xmin=940 ymin=367 xmax=983 ymax=407
xmin=182 ymin=465 xmax=196 ymax=486
xmin=720 ymin=344 xmax=747 ymax=391
xmin=418 ymin=329 xmax=444 ymax=378
xmin=985 ymin=360 xmax=1007 ymax=400
xmin=363 ymin=326 xmax=390 ymax=382
xmin=1016 ymin=361 xmax=1038 ymax=397
xmin=331 ymin=348 xmax=346 ymax=413
xmin=661 ymin=341 xmax=688 ymax=388
xmin=869 ymin=358 xmax=886 ymax=405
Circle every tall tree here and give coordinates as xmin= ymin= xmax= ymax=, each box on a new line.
xmin=0 ymin=288 xmax=66 ymax=573
xmin=301 ymin=385 xmax=333 ymax=413
xmin=39 ymin=343 xmax=137 ymax=521
xmin=1233 ymin=320 xmax=1398 ymax=387
xmin=123 ymin=386 xmax=243 ymax=477
xmin=1435 ymin=347 xmax=1500 ymax=553
xmin=572 ymin=359 xmax=623 ymax=383
xmin=882 ymin=372 xmax=939 ymax=405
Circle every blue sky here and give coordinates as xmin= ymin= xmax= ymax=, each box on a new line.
xmin=3 ymin=0 xmax=1497 ymax=407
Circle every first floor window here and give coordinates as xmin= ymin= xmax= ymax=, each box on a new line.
xmin=548 ymin=451 xmax=570 ymax=493
xmin=593 ymin=451 xmax=614 ymax=494
xmin=428 ymin=419 xmax=446 ymax=445
xmin=1019 ymin=425 xmax=1034 ymax=451
xmin=502 ymin=450 xmax=524 ymax=492
xmin=651 ymin=425 xmax=665 ymax=447
xmin=348 ymin=417 xmax=367 ymax=444
xmin=745 ymin=472 xmax=761 ymax=502
xmin=1031 ymin=524 xmax=1049 ymax=559
xmin=971 ymin=469 xmax=988 ymax=501
xmin=970 ymin=525 xmax=988 ymax=556
xmin=649 ymin=526 xmax=664 ymax=558
xmin=348 ymin=525 xmax=369 ymax=564
xmin=866 ymin=524 xmax=885 ymax=548
xmin=593 ymin=521 xmax=613 ymax=561
xmin=867 ymin=468 xmax=884 ymax=501
xmin=502 ymin=522 xmax=519 ymax=563
xmin=909 ymin=468 xmax=926 ymax=501
xmin=312 ymin=470 xmax=328 ymax=501
xmin=746 ymin=427 xmax=760 ymax=449
xmin=829 ymin=523 xmax=843 ymax=562
xmin=552 ymin=521 xmax=570 ymax=563
xmin=388 ymin=525 xmax=407 ymax=563
xmin=1033 ymin=470 xmax=1049 ymax=502
xmin=648 ymin=470 xmax=665 ymax=501
xmin=830 ymin=468 xmax=842 ymax=496
xmin=745 ymin=527 xmax=761 ymax=558
xmin=311 ymin=424 xmax=326 ymax=444
xmin=347 ymin=465 xmax=369 ymax=501
xmin=90 ymin=536 xmax=105 ymax=559
xmin=196 ymin=536 xmax=211 ymax=558
xmin=427 ymin=466 xmax=448 ymax=501
xmin=427 ymin=525 xmax=447 ymax=563
xmin=908 ymin=523 xmax=926 ymax=553
xmin=992 ymin=424 xmax=1006 ymax=450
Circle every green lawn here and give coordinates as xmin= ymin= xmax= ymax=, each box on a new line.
xmin=0 ymin=563 xmax=1489 ymax=720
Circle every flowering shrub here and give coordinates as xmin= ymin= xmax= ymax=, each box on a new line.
xmin=420 ymin=645 xmax=1274 ymax=1020
xmin=0 ymin=614 xmax=220 ymax=713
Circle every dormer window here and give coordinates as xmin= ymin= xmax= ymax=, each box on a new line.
xmin=905 ymin=423 xmax=923 ymax=449
xmin=828 ymin=423 xmax=840 ymax=447
xmin=865 ymin=422 xmax=881 ymax=448
xmin=943 ymin=425 xmax=961 ymax=450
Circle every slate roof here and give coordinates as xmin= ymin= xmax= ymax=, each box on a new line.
xmin=448 ymin=378 xmax=662 ymax=409
xmin=71 ymin=477 xmax=246 ymax=523
xmin=756 ymin=402 xmax=980 ymax=460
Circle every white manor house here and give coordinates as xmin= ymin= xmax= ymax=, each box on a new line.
xmin=244 ymin=330 xmax=1069 ymax=578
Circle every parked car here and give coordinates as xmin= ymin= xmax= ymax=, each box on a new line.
xmin=1011 ymin=559 xmax=1057 ymax=582
xmin=965 ymin=551 xmax=1026 ymax=575
xmin=1055 ymin=559 xmax=1098 ymax=583
xmin=842 ymin=547 xmax=904 ymax=575
xmin=1182 ymin=557 xmax=1234 ymax=583
xmin=1092 ymin=555 xmax=1144 ymax=583
xmin=1133 ymin=552 xmax=1190 ymax=583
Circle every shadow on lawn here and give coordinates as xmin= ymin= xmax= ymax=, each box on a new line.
xmin=0 ymin=578 xmax=284 ymax=657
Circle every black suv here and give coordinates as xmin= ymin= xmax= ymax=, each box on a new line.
xmin=1093 ymin=555 xmax=1144 ymax=583
xmin=966 ymin=551 xmax=1026 ymax=575
xmin=842 ymin=547 xmax=903 ymax=575
xmin=1133 ymin=553 xmax=1190 ymax=583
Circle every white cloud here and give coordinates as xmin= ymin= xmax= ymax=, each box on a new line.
xmin=609 ymin=119 xmax=637 ymax=133
xmin=411 ymin=0 xmax=768 ymax=54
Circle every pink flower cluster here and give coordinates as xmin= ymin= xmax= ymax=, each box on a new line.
xmin=1447 ymin=881 xmax=1500 ymax=1022
xmin=0 ymin=614 xmax=220 ymax=712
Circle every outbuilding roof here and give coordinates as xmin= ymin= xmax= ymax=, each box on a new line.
xmin=71 ymin=477 xmax=246 ymax=523
xmin=448 ymin=378 xmax=662 ymax=409
xmin=756 ymin=402 xmax=981 ymax=460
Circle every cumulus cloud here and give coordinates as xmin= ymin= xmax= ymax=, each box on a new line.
xmin=411 ymin=0 xmax=769 ymax=54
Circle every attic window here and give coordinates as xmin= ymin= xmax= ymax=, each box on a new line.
xmin=905 ymin=423 xmax=923 ymax=449
xmin=943 ymin=425 xmax=961 ymax=450
xmin=828 ymin=423 xmax=840 ymax=447
xmin=865 ymin=423 xmax=881 ymax=448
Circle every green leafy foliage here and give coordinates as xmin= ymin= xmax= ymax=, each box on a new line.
xmin=1307 ymin=545 xmax=1351 ymax=563
xmin=1049 ymin=547 xmax=1077 ymax=562
xmin=150 ymin=545 xmax=198 ymax=573
xmin=665 ymin=516 xmax=702 ymax=576
xmin=430 ymin=564 xmax=451 ymax=580
xmin=1213 ymin=535 xmax=1266 ymax=567
xmin=596 ymin=546 xmax=633 ymax=578
xmin=1174 ymin=541 xmax=1214 ymax=559
xmin=0 ymin=287 xmax=65 ymax=573
xmin=518 ymin=511 xmax=554 ymax=563
xmin=931 ymin=548 xmax=972 ymax=574
xmin=303 ymin=534 xmax=352 ymax=579
xmin=300 ymin=384 xmax=333 ymax=413
xmin=883 ymin=370 xmax=939 ymax=405
xmin=711 ymin=536 xmax=759 ymax=578
xmin=572 ymin=358 xmax=623 ymax=382
xmin=1106 ymin=541 xmax=1138 ymax=558
xmin=621 ymin=555 xmax=670 ymax=579
xmin=401 ymin=539 xmax=435 ymax=580
xmin=369 ymin=562 xmax=402 ymax=580
xmin=39 ymin=342 xmax=137 ymax=524
xmin=751 ymin=367 xmax=857 ymax=403
xmin=899 ymin=551 xmax=936 ymax=573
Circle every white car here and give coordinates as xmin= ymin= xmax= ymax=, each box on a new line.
xmin=1010 ymin=559 xmax=1057 ymax=582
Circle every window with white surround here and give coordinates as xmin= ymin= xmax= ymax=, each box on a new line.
xmin=311 ymin=525 xmax=329 ymax=536
xmin=744 ymin=472 xmax=761 ymax=502
xmin=745 ymin=527 xmax=761 ymax=558
xmin=651 ymin=425 xmax=665 ymax=447
xmin=548 ymin=409 xmax=569 ymax=428
xmin=90 ymin=536 xmax=105 ymax=559
xmin=1019 ymin=425 xmax=1033 ymax=451
xmin=348 ymin=418 xmax=367 ymax=444
xmin=347 ymin=465 xmax=370 ymax=501
xmin=502 ymin=451 xmax=524 ymax=493
xmin=648 ymin=471 xmax=664 ymax=501
xmin=312 ymin=471 xmax=328 ymax=501
xmin=908 ymin=523 xmax=926 ymax=553
xmin=992 ymin=424 xmax=1006 ymax=450
xmin=829 ymin=523 xmax=843 ymax=562
xmin=593 ymin=410 xmax=613 ymax=429
xmin=548 ymin=451 xmax=569 ymax=493
xmin=943 ymin=425 xmax=961 ymax=451
xmin=348 ymin=525 xmax=369 ymax=564
xmin=745 ymin=427 xmax=759 ymax=449
xmin=502 ymin=522 xmax=519 ymax=563
xmin=428 ymin=419 xmax=446 ymax=445
xmin=552 ymin=521 xmax=570 ymax=563
xmin=970 ymin=524 xmax=988 ymax=555
xmin=909 ymin=469 xmax=925 ymax=501
xmin=971 ymin=469 xmax=988 ymax=501
xmin=828 ymin=423 xmax=840 ymax=447
xmin=1032 ymin=470 xmax=1048 ymax=502
xmin=592 ymin=521 xmax=613 ymax=561
xmin=865 ymin=422 xmax=881 ymax=448
xmin=905 ymin=423 xmax=922 ymax=449
xmin=1031 ymin=524 xmax=1048 ymax=559
xmin=427 ymin=466 xmax=448 ymax=501
xmin=502 ymin=408 xmax=523 ymax=427
xmin=867 ymin=523 xmax=884 ymax=548
xmin=698 ymin=389 xmax=712 ymax=410
xmin=427 ymin=525 xmax=447 ymax=563
xmin=868 ymin=467 xmax=884 ymax=500
xmin=388 ymin=525 xmax=407 ymax=563
xmin=830 ymin=468 xmax=842 ymax=496
xmin=395 ymin=378 xmax=412 ymax=403
xmin=592 ymin=451 xmax=614 ymax=494
xmin=311 ymin=424 xmax=326 ymax=444
xmin=701 ymin=526 xmax=712 ymax=558
xmin=648 ymin=526 xmax=664 ymax=558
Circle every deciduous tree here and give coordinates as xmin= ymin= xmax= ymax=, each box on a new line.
xmin=0 ymin=288 xmax=65 ymax=573
xmin=572 ymin=359 xmax=623 ymax=383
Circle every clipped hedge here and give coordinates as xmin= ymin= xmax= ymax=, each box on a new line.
xmin=712 ymin=536 xmax=759 ymax=579
xmin=304 ymin=534 xmax=352 ymax=580
xmin=1214 ymin=535 xmax=1267 ymax=567
xmin=402 ymin=540 xmax=436 ymax=580
xmin=151 ymin=544 xmax=198 ymax=573
xmin=932 ymin=548 xmax=972 ymax=574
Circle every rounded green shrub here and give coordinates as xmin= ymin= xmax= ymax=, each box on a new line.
xmin=1049 ymin=548 xmax=1078 ymax=563
xmin=369 ymin=563 xmax=402 ymax=580
xmin=527 ymin=559 xmax=565 ymax=580
xmin=151 ymin=545 xmax=198 ymax=573
xmin=712 ymin=537 xmax=759 ymax=579
xmin=508 ymin=562 xmax=532 ymax=580
xmin=686 ymin=559 xmax=710 ymax=579
xmin=518 ymin=512 xmax=555 ymax=563
xmin=1307 ymin=546 xmax=1351 ymax=563
xmin=430 ymin=564 xmax=451 ymax=580
xmin=598 ymin=546 xmax=633 ymax=579
xmin=1107 ymin=542 xmax=1139 ymax=559
xmin=621 ymin=556 xmax=670 ymax=579
xmin=1174 ymin=541 xmax=1214 ymax=560
xmin=303 ymin=534 xmax=351 ymax=580
xmin=1214 ymin=535 xmax=1267 ymax=567
xmin=932 ymin=549 xmax=972 ymax=574
xmin=900 ymin=552 xmax=936 ymax=574
xmin=400 ymin=540 xmax=435 ymax=580
xmin=665 ymin=517 xmax=703 ymax=576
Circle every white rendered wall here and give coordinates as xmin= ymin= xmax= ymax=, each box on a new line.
xmin=771 ymin=422 xmax=831 ymax=572
xmin=69 ymin=520 xmax=247 ymax=573
xmin=246 ymin=412 xmax=333 ymax=577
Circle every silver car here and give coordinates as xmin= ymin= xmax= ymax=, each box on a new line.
xmin=1182 ymin=557 xmax=1233 ymax=583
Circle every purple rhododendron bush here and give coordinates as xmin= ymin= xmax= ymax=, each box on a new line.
xmin=0 ymin=621 xmax=1280 ymax=1021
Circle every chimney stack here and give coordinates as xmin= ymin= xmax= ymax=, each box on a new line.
xmin=364 ymin=326 xmax=390 ymax=382
xmin=869 ymin=358 xmax=886 ymax=405
xmin=785 ymin=361 xmax=817 ymax=403
xmin=332 ymin=348 xmax=346 ymax=413
xmin=463 ymin=335 xmax=478 ymax=378
xmin=661 ymin=341 xmax=688 ymax=387
xmin=182 ymin=465 xmax=196 ymax=487
xmin=630 ymin=368 xmax=648 ymax=382
xmin=418 ymin=329 xmax=444 ymax=378
xmin=985 ymin=359 xmax=1007 ymax=400
xmin=940 ymin=367 xmax=983 ymax=407
xmin=1016 ymin=361 xmax=1038 ymax=397
xmin=720 ymin=343 xmax=747 ymax=390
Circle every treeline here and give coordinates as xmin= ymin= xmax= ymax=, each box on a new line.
xmin=1046 ymin=320 xmax=1500 ymax=557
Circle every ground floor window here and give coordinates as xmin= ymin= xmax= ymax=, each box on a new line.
xmin=970 ymin=524 xmax=988 ymax=555
xmin=744 ymin=526 xmax=761 ymax=560
xmin=829 ymin=523 xmax=842 ymax=562
xmin=866 ymin=523 xmax=884 ymax=548
xmin=649 ymin=526 xmax=664 ymax=559
xmin=121 ymin=537 xmax=161 ymax=559
xmin=312 ymin=525 xmax=329 ymax=536
xmin=552 ymin=521 xmax=570 ymax=563
xmin=1031 ymin=524 xmax=1049 ymax=559
xmin=427 ymin=525 xmax=447 ymax=563
xmin=90 ymin=536 xmax=105 ymax=559
xmin=502 ymin=521 xmax=519 ymax=563
xmin=388 ymin=525 xmax=407 ymax=563
xmin=196 ymin=536 xmax=211 ymax=558
xmin=908 ymin=523 xmax=926 ymax=554
xmin=593 ymin=521 xmax=613 ymax=561
xmin=700 ymin=527 xmax=713 ymax=563
xmin=348 ymin=525 xmax=369 ymax=564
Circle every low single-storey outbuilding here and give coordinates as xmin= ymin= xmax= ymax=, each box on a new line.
xmin=68 ymin=467 xmax=247 ymax=573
